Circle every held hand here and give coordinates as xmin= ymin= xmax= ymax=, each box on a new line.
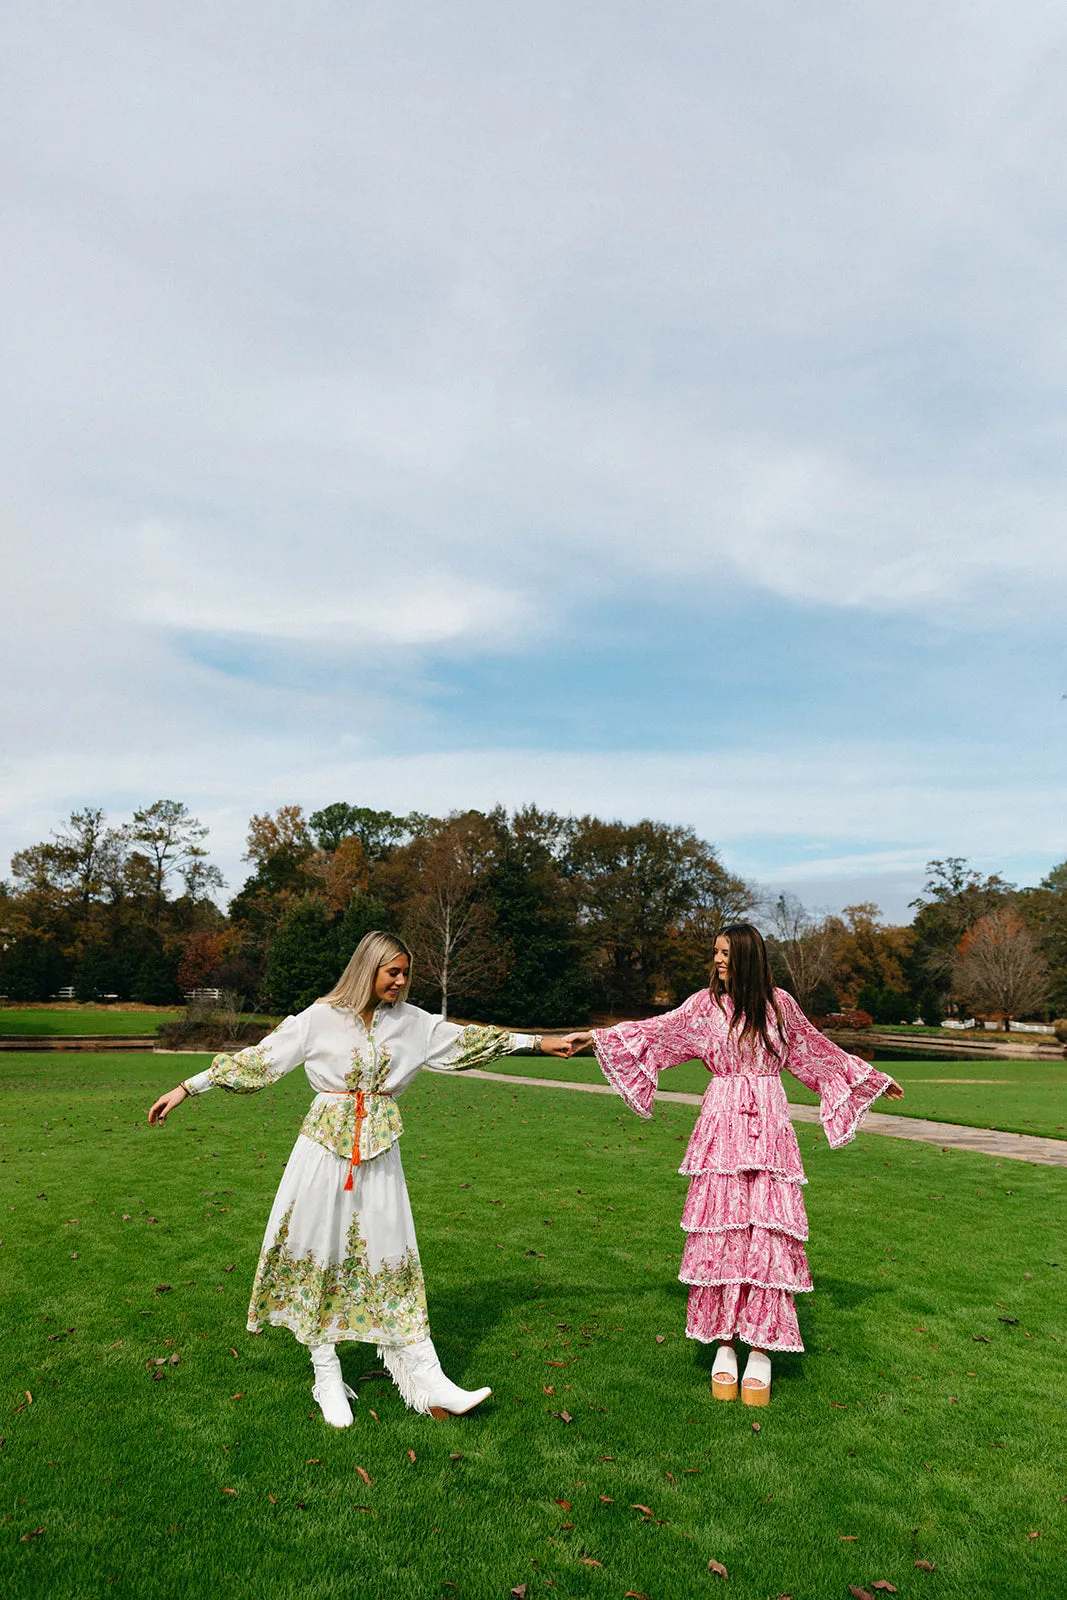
xmin=883 ymin=1079 xmax=904 ymax=1100
xmin=561 ymin=1031 xmax=594 ymax=1055
xmin=539 ymin=1036 xmax=574 ymax=1059
xmin=148 ymin=1085 xmax=189 ymax=1125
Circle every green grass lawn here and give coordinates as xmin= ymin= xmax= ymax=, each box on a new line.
xmin=495 ymin=1052 xmax=1067 ymax=1142
xmin=1 ymin=1050 xmax=1064 ymax=1599
xmin=0 ymin=1008 xmax=182 ymax=1036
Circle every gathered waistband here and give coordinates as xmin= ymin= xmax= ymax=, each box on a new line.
xmin=317 ymin=1088 xmax=394 ymax=1187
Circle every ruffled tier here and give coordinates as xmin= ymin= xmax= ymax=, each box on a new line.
xmin=680 ymin=1077 xmax=806 ymax=1183
xmin=680 ymin=1224 xmax=812 ymax=1294
xmin=686 ymin=1283 xmax=804 ymax=1352
xmin=680 ymin=1168 xmax=808 ymax=1241
xmin=820 ymin=1060 xmax=893 ymax=1148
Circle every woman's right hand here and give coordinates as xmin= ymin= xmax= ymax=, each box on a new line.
xmin=561 ymin=1031 xmax=594 ymax=1054
xmin=148 ymin=1085 xmax=189 ymax=1125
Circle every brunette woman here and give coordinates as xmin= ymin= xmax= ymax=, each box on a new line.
xmin=149 ymin=931 xmax=572 ymax=1427
xmin=565 ymin=923 xmax=902 ymax=1404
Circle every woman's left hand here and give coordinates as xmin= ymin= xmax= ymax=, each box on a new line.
xmin=540 ymin=1036 xmax=575 ymax=1058
xmin=883 ymin=1078 xmax=904 ymax=1100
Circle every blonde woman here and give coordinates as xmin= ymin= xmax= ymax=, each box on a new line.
xmin=148 ymin=931 xmax=571 ymax=1428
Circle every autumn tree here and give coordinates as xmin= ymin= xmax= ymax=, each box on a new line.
xmin=907 ymin=858 xmax=1014 ymax=1002
xmin=563 ymin=818 xmax=752 ymax=1012
xmin=1018 ymin=861 xmax=1067 ymax=1016
xmin=818 ymin=902 xmax=916 ymax=1020
xmin=765 ymin=893 xmax=838 ymax=1013
xmin=400 ymin=813 xmax=504 ymax=1017
xmin=308 ymin=802 xmax=421 ymax=859
xmin=953 ymin=909 xmax=1049 ymax=1027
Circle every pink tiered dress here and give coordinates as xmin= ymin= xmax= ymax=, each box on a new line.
xmin=593 ymin=987 xmax=891 ymax=1352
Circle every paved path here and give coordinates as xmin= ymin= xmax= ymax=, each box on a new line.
xmin=463 ymin=1070 xmax=1067 ymax=1168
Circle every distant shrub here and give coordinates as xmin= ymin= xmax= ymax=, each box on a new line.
xmin=1053 ymin=1019 xmax=1067 ymax=1044
xmin=811 ymin=1008 xmax=874 ymax=1031
xmin=156 ymin=999 xmax=266 ymax=1052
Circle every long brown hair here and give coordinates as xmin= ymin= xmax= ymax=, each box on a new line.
xmin=709 ymin=922 xmax=786 ymax=1058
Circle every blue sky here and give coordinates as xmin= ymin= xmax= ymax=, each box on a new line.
xmin=2 ymin=1 xmax=1064 ymax=921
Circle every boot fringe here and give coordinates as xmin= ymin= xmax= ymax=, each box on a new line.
xmin=378 ymin=1343 xmax=435 ymax=1415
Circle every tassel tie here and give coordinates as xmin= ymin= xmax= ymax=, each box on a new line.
xmin=322 ymin=1088 xmax=394 ymax=1191
xmin=738 ymin=1076 xmax=761 ymax=1140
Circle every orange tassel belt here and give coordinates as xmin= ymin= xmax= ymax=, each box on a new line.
xmin=321 ymin=1088 xmax=394 ymax=1191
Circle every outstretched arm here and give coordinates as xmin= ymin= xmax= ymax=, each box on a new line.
xmin=146 ymin=1012 xmax=309 ymax=1126
xmin=777 ymin=990 xmax=901 ymax=1146
xmin=577 ymin=998 xmax=706 ymax=1119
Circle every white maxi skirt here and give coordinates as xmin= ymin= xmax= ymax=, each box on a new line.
xmin=246 ymin=1135 xmax=429 ymax=1348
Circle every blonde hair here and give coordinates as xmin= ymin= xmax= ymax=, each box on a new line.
xmin=319 ymin=931 xmax=413 ymax=1013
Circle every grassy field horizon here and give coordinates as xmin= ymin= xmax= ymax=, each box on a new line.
xmin=1 ymin=1047 xmax=1064 ymax=1597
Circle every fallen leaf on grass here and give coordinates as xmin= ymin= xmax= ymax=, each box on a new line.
xmin=625 ymin=1592 xmax=651 ymax=1599
xmin=220 ymin=1487 xmax=237 ymax=1496
xmin=228 ymin=1348 xmax=239 ymax=1358
xmin=972 ymin=1335 xmax=991 ymax=1343
xmin=354 ymin=1505 xmax=377 ymax=1515
xmin=830 ymin=1401 xmax=848 ymax=1409
xmin=223 ymin=1264 xmax=235 ymax=1272
xmin=751 ymin=1422 xmax=760 ymax=1433
xmin=24 ymin=1391 xmax=32 ymax=1406
xmin=369 ymin=1410 xmax=379 ymax=1422
xmin=871 ymin=1584 xmax=898 ymax=1594
xmin=268 ymin=1493 xmax=276 ymax=1505
xmin=510 ymin=1586 xmax=528 ymax=1598
xmin=598 ymin=1454 xmax=615 ymax=1461
xmin=306 ymin=1458 xmax=323 ymax=1465
xmin=559 ymin=1411 xmax=572 ymax=1424
xmin=840 ymin=1534 xmax=858 ymax=1541
xmin=577 ymin=1556 xmax=602 ymax=1567
xmin=542 ymin=1384 xmax=555 ymax=1395
xmin=407 ymin=1449 xmax=416 ymax=1463
xmin=1027 ymin=1531 xmax=1041 ymax=1539
xmin=631 ymin=1504 xmax=655 ymax=1516
xmin=914 ymin=1558 xmax=935 ymax=1571
xmin=450 ymin=1453 xmax=462 ymax=1462
xmin=561 ymin=1521 xmax=575 ymax=1530
xmin=231 ymin=1393 xmax=244 ymax=1401
xmin=848 ymin=1588 xmax=875 ymax=1600
xmin=599 ymin=1495 xmax=614 ymax=1503
xmin=553 ymin=1499 xmax=571 ymax=1511
xmin=20 ymin=1528 xmax=44 ymax=1541
xmin=154 ymin=1285 xmax=172 ymax=1295
xmin=354 ymin=1466 xmax=372 ymax=1486
xmin=707 ymin=1558 xmax=729 ymax=1577
xmin=655 ymin=1334 xmax=665 ymax=1344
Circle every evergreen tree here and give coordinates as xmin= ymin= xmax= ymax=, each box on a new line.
xmin=262 ymin=900 xmax=340 ymax=1013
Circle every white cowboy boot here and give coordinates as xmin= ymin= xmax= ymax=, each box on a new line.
xmin=379 ymin=1338 xmax=491 ymax=1418
xmin=310 ymin=1344 xmax=357 ymax=1428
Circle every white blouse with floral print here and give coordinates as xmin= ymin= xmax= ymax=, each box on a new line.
xmin=183 ymin=1001 xmax=534 ymax=1165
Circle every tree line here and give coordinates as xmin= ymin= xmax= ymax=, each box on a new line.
xmin=1 ymin=802 xmax=1064 ymax=1028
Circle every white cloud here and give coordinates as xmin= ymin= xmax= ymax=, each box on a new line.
xmin=2 ymin=1 xmax=1065 ymax=909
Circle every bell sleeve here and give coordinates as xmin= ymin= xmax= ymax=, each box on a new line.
xmin=181 ymin=1012 xmax=309 ymax=1096
xmin=775 ymin=990 xmax=892 ymax=1148
xmin=421 ymin=1019 xmax=537 ymax=1074
xmin=592 ymin=996 xmax=705 ymax=1119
